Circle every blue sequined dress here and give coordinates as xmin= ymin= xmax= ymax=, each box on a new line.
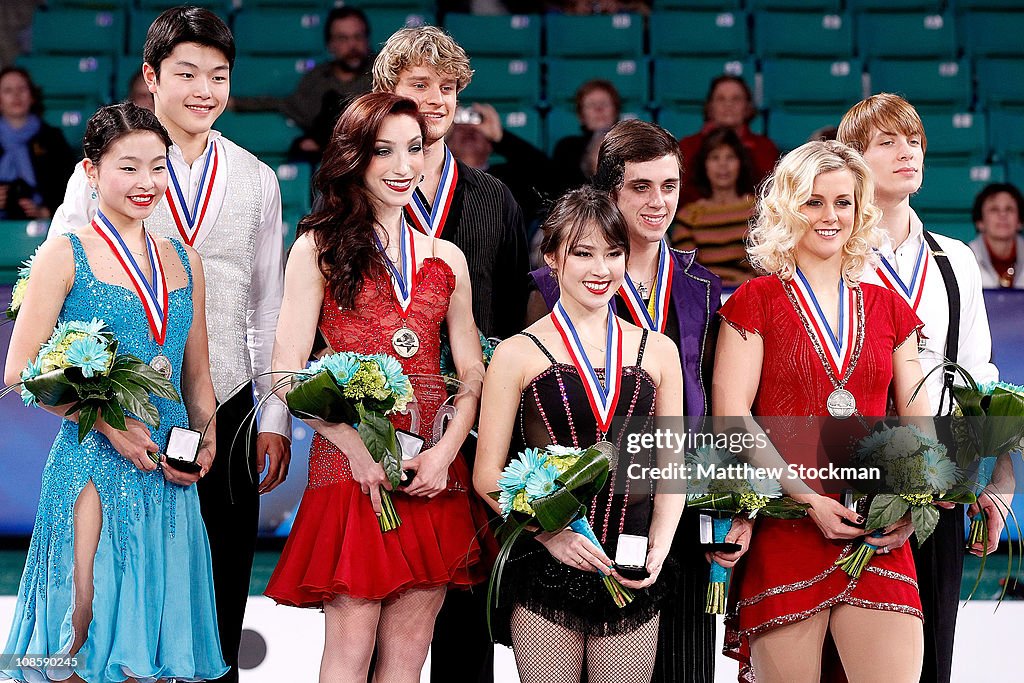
xmin=1 ymin=233 xmax=227 ymax=683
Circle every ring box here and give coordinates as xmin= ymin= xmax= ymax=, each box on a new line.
xmin=699 ymin=513 xmax=742 ymax=553
xmin=164 ymin=426 xmax=202 ymax=474
xmin=614 ymin=533 xmax=650 ymax=581
xmin=841 ymin=488 xmax=869 ymax=529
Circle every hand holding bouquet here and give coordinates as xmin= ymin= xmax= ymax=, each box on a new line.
xmin=284 ymin=351 xmax=415 ymax=532
xmin=685 ymin=445 xmax=809 ymax=613
xmin=1 ymin=318 xmax=180 ymax=443
xmin=837 ymin=423 xmax=975 ymax=578
xmin=487 ymin=442 xmax=632 ymax=637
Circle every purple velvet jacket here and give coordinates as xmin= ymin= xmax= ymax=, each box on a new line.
xmin=530 ymin=247 xmax=722 ymax=417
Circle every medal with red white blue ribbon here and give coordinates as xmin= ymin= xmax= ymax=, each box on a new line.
xmin=619 ymin=239 xmax=673 ymax=332
xmin=91 ymin=210 xmax=170 ymax=352
xmin=374 ymin=218 xmax=420 ymax=357
xmin=874 ymin=242 xmax=929 ymax=313
xmin=787 ymin=269 xmax=863 ymax=418
xmin=405 ymin=144 xmax=457 ymax=238
xmin=550 ymin=300 xmax=623 ymax=434
xmin=165 ymin=140 xmax=218 ymax=246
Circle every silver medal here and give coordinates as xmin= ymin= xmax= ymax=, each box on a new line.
xmin=392 ymin=327 xmax=420 ymax=358
xmin=150 ymin=353 xmax=173 ymax=380
xmin=826 ymin=388 xmax=856 ymax=419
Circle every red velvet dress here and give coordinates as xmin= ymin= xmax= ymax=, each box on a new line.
xmin=264 ymin=258 xmax=491 ymax=607
xmin=719 ymin=276 xmax=925 ymax=681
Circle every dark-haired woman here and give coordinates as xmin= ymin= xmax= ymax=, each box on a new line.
xmin=0 ymin=66 xmax=74 ymax=219
xmin=672 ymin=127 xmax=758 ymax=286
xmin=263 ymin=92 xmax=489 ymax=682
xmin=475 ymin=186 xmax=685 ymax=683
xmin=2 ymin=102 xmax=226 ymax=682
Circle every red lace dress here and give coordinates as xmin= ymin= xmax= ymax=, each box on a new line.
xmin=719 ymin=276 xmax=925 ymax=680
xmin=264 ymin=258 xmax=491 ymax=606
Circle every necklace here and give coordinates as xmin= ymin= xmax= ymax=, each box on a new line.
xmin=582 ymin=338 xmax=607 ymax=353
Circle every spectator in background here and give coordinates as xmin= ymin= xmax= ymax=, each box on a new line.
xmin=0 ymin=66 xmax=73 ymax=220
xmin=672 ymin=127 xmax=757 ymax=286
xmin=127 ymin=68 xmax=154 ymax=112
xmin=283 ymin=7 xmax=373 ymax=164
xmin=552 ymin=79 xmax=621 ymax=192
xmin=445 ymin=102 xmax=556 ymax=229
xmin=969 ymin=182 xmax=1024 ymax=289
xmin=679 ymin=75 xmax=779 ymax=205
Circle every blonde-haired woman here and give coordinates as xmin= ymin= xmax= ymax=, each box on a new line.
xmin=715 ymin=141 xmax=931 ymax=682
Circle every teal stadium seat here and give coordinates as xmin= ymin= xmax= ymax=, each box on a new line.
xmin=364 ymin=10 xmax=435 ymax=52
xmin=956 ymin=0 xmax=1023 ymax=7
xmin=235 ymin=0 xmax=323 ymax=8
xmin=760 ymin=58 xmax=864 ymax=108
xmin=31 ymin=9 xmax=126 ymax=56
xmin=459 ymin=58 xmax=541 ymax=106
xmin=215 ymin=112 xmax=298 ymax=166
xmin=545 ymin=14 xmax=644 ymax=59
xmin=443 ymin=14 xmax=541 ymax=59
xmin=128 ymin=10 xmax=160 ymax=55
xmin=649 ymin=11 xmax=748 ymax=58
xmin=230 ymin=56 xmax=317 ymax=99
xmin=136 ymin=0 xmax=225 ymax=9
xmin=233 ymin=10 xmax=325 ymax=56
xmin=767 ymin=107 xmax=844 ymax=153
xmin=847 ymin=0 xmax=942 ymax=9
xmin=344 ymin=0 xmax=433 ymax=9
xmin=868 ymin=58 xmax=972 ymax=108
xmin=656 ymin=106 xmax=705 ymax=140
xmin=988 ymin=107 xmax=1024 ymax=160
xmin=914 ymin=163 xmax=1006 ymax=214
xmin=976 ymin=59 xmax=1024 ymax=106
xmin=918 ymin=110 xmax=988 ymax=160
xmin=45 ymin=0 xmax=131 ymax=8
xmin=43 ymin=106 xmax=90 ymax=152
xmin=18 ymin=55 xmax=113 ymax=103
xmin=1007 ymin=160 xmax=1024 ymax=187
xmin=915 ymin=212 xmax=976 ymax=243
xmin=276 ymin=162 xmax=312 ymax=218
xmin=856 ymin=12 xmax=957 ymax=59
xmin=962 ymin=11 xmax=1024 ymax=57
xmin=545 ymin=105 xmax=650 ymax=154
xmin=496 ymin=107 xmax=543 ymax=151
xmin=653 ymin=0 xmax=741 ymax=8
xmin=0 ymin=223 xmax=46 ymax=285
xmin=652 ymin=57 xmax=755 ymax=107
xmin=546 ymin=58 xmax=649 ymax=109
xmin=748 ymin=0 xmax=840 ymax=11
xmin=755 ymin=11 xmax=853 ymax=58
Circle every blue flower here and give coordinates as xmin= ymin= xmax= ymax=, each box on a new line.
xmin=373 ymin=354 xmax=411 ymax=396
xmin=20 ymin=356 xmax=44 ymax=382
xmin=317 ymin=352 xmax=360 ymax=385
xmin=922 ymin=448 xmax=958 ymax=491
xmin=68 ymin=318 xmax=109 ymax=339
xmin=524 ymin=463 xmax=561 ymax=500
xmin=65 ymin=337 xmax=111 ymax=378
xmin=978 ymin=380 xmax=1024 ymax=396
xmin=498 ymin=447 xmax=548 ymax=494
xmin=20 ymin=387 xmax=36 ymax=407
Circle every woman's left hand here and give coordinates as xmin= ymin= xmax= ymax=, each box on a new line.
xmin=160 ymin=444 xmax=214 ymax=487
xmin=402 ymin=445 xmax=454 ymax=497
xmin=614 ymin=543 xmax=670 ymax=590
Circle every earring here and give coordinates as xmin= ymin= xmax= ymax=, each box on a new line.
xmin=89 ymin=184 xmax=97 ymax=200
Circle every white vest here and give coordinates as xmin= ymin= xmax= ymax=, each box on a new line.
xmin=147 ymin=138 xmax=261 ymax=401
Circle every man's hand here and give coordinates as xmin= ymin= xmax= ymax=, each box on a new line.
xmin=967 ymin=492 xmax=1011 ymax=556
xmin=257 ymin=432 xmax=291 ymax=494
xmin=867 ymin=514 xmax=915 ymax=555
xmin=706 ymin=516 xmax=753 ymax=569
xmin=471 ymin=103 xmax=504 ymax=143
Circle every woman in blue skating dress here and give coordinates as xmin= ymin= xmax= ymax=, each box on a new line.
xmin=1 ymin=103 xmax=227 ymax=682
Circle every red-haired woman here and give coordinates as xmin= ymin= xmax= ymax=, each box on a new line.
xmin=264 ymin=92 xmax=490 ymax=682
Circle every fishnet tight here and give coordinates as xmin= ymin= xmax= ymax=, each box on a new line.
xmin=509 ymin=604 xmax=659 ymax=683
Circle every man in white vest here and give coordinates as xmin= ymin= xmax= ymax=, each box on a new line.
xmin=47 ymin=7 xmax=289 ymax=682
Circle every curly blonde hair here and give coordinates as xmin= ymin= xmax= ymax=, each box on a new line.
xmin=372 ymin=25 xmax=474 ymax=94
xmin=747 ymin=140 xmax=883 ymax=285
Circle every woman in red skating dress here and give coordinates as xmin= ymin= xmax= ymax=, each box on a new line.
xmin=264 ymin=93 xmax=490 ymax=682
xmin=714 ymin=141 xmax=932 ymax=683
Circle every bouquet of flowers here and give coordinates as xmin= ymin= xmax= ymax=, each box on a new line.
xmin=0 ymin=318 xmax=179 ymax=442
xmin=5 ymin=248 xmax=37 ymax=321
xmin=487 ymin=442 xmax=631 ymax=636
xmin=283 ymin=351 xmax=415 ymax=532
xmin=837 ymin=423 xmax=976 ymax=578
xmin=685 ymin=445 xmax=809 ymax=613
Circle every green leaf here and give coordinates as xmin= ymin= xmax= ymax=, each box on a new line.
xmin=866 ymin=494 xmax=909 ymax=531
xmin=77 ymin=403 xmax=98 ymax=443
xmin=687 ymin=493 xmax=742 ymax=514
xmin=22 ymin=368 xmax=75 ymax=406
xmin=285 ymin=370 xmax=356 ymax=423
xmin=911 ymin=504 xmax=941 ymax=545
xmin=102 ymin=399 xmax=127 ymax=432
xmin=355 ymin=406 xmax=401 ymax=488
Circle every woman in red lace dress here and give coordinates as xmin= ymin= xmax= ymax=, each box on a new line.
xmin=264 ymin=93 xmax=489 ymax=682
xmin=714 ymin=141 xmax=931 ymax=682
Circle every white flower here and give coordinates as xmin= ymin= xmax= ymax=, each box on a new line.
xmin=545 ymin=444 xmax=586 ymax=457
xmin=747 ymin=476 xmax=782 ymax=499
